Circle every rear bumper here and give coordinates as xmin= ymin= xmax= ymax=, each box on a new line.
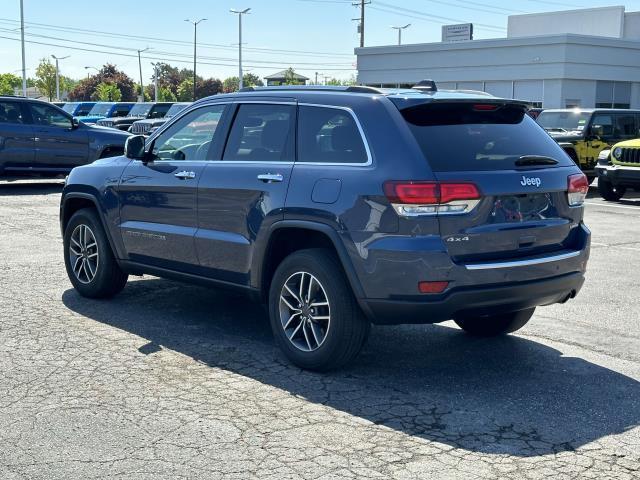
xmin=360 ymin=271 xmax=585 ymax=325
xmin=596 ymin=164 xmax=640 ymax=186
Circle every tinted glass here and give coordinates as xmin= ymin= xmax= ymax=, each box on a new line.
xmin=148 ymin=104 xmax=172 ymax=119
xmin=62 ymin=103 xmax=78 ymax=114
xmin=536 ymin=111 xmax=591 ymax=133
xmin=30 ymin=104 xmax=71 ymax=128
xmin=88 ymin=103 xmax=114 ymax=116
xmin=0 ymin=101 xmax=24 ymax=124
xmin=77 ymin=104 xmax=94 ymax=116
xmin=223 ymin=104 xmax=294 ymax=162
xmin=591 ymin=115 xmax=614 ymax=137
xmin=165 ymin=103 xmax=190 ymax=118
xmin=402 ymin=103 xmax=575 ymax=172
xmin=614 ymin=114 xmax=636 ymax=139
xmin=151 ymin=105 xmax=226 ymax=161
xmin=298 ymin=106 xmax=368 ymax=164
xmin=128 ymin=103 xmax=153 ymax=117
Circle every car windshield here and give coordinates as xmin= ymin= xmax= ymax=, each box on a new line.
xmin=128 ymin=103 xmax=153 ymax=117
xmin=87 ymin=103 xmax=114 ymax=116
xmin=62 ymin=103 xmax=78 ymax=114
xmin=536 ymin=111 xmax=591 ymax=133
xmin=165 ymin=103 xmax=189 ymax=118
xmin=401 ymin=102 xmax=575 ymax=172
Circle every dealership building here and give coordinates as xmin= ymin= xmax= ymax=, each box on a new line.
xmin=355 ymin=6 xmax=640 ymax=109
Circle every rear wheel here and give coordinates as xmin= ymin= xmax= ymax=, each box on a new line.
xmin=598 ymin=179 xmax=626 ymax=201
xmin=63 ymin=208 xmax=128 ymax=298
xmin=454 ymin=308 xmax=535 ymax=337
xmin=268 ymin=249 xmax=370 ymax=371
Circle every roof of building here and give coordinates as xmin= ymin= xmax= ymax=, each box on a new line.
xmin=264 ymin=70 xmax=310 ymax=81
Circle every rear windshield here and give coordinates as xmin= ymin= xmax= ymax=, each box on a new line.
xmin=88 ymin=103 xmax=114 ymax=116
xmin=402 ymin=103 xmax=574 ymax=171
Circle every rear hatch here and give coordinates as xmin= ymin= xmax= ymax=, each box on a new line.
xmin=397 ymin=101 xmax=586 ymax=264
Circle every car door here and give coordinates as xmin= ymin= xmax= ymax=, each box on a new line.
xmin=586 ymin=113 xmax=614 ymax=167
xmin=195 ymin=101 xmax=296 ymax=285
xmin=0 ymin=100 xmax=35 ymax=173
xmin=28 ymin=102 xmax=89 ymax=172
xmin=118 ymin=103 xmax=229 ymax=271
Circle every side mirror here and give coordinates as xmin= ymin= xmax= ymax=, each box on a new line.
xmin=71 ymin=118 xmax=79 ymax=129
xmin=125 ymin=135 xmax=147 ymax=160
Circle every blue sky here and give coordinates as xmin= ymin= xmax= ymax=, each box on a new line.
xmin=2 ymin=0 xmax=640 ymax=84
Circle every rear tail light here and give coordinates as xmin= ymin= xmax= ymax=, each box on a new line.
xmin=418 ymin=281 xmax=449 ymax=294
xmin=384 ymin=181 xmax=480 ymax=216
xmin=567 ymin=173 xmax=589 ymax=207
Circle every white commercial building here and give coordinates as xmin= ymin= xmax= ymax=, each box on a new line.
xmin=356 ymin=6 xmax=640 ymax=109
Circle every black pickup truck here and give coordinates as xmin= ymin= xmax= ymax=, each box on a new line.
xmin=96 ymin=102 xmax=174 ymax=131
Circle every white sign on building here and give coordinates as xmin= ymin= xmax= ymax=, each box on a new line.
xmin=441 ymin=23 xmax=473 ymax=43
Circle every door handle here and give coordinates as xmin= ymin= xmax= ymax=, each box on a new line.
xmin=257 ymin=173 xmax=284 ymax=183
xmin=174 ymin=170 xmax=196 ymax=180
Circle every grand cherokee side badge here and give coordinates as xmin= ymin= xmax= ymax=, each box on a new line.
xmin=521 ymin=176 xmax=542 ymax=188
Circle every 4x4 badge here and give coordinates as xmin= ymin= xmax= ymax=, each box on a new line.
xmin=520 ymin=176 xmax=542 ymax=188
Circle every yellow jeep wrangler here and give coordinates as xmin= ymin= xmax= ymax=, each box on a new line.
xmin=536 ymin=109 xmax=640 ymax=183
xmin=595 ymin=139 xmax=640 ymax=201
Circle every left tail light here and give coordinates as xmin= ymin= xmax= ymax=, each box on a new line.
xmin=384 ymin=181 xmax=481 ymax=217
xmin=567 ymin=173 xmax=589 ymax=207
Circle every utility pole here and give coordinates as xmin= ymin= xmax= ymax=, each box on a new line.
xmin=19 ymin=0 xmax=27 ymax=96
xmin=137 ymin=47 xmax=149 ymax=102
xmin=185 ymin=18 xmax=206 ymax=101
xmin=391 ymin=24 xmax=411 ymax=46
xmin=353 ymin=0 xmax=370 ymax=48
xmin=230 ymin=8 xmax=251 ymax=90
xmin=153 ymin=63 xmax=158 ymax=102
xmin=51 ymin=54 xmax=69 ymax=101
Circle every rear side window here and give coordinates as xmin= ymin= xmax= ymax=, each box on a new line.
xmin=0 ymin=101 xmax=24 ymax=124
xmin=29 ymin=103 xmax=72 ymax=128
xmin=223 ymin=104 xmax=294 ymax=162
xmin=402 ymin=103 xmax=575 ymax=171
xmin=297 ymin=106 xmax=368 ymax=164
xmin=614 ymin=114 xmax=636 ymax=139
xmin=77 ymin=104 xmax=93 ymax=116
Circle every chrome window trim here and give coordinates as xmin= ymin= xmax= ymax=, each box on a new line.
xmin=296 ymin=103 xmax=373 ymax=167
xmin=464 ymin=250 xmax=581 ymax=270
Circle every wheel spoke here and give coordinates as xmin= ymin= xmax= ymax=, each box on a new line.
xmin=309 ymin=321 xmax=322 ymax=347
xmin=312 ymin=315 xmax=330 ymax=321
xmin=298 ymin=272 xmax=306 ymax=302
xmin=87 ymin=252 xmax=98 ymax=259
xmin=283 ymin=311 xmax=302 ymax=330
xmin=71 ymin=237 xmax=82 ymax=249
xmin=307 ymin=276 xmax=315 ymax=304
xmin=69 ymin=245 xmax=82 ymax=256
xmin=280 ymin=294 xmax=299 ymax=312
xmin=86 ymin=259 xmax=96 ymax=277
xmin=284 ymin=284 xmax=301 ymax=305
xmin=73 ymin=256 xmax=83 ymax=274
xmin=82 ymin=259 xmax=91 ymax=281
xmin=288 ymin=320 xmax=304 ymax=341
xmin=302 ymin=322 xmax=313 ymax=351
xmin=85 ymin=242 xmax=97 ymax=250
xmin=309 ymin=301 xmax=328 ymax=307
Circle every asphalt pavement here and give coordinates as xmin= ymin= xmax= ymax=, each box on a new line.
xmin=0 ymin=180 xmax=638 ymax=479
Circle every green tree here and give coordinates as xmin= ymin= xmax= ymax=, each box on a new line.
xmin=94 ymin=82 xmax=122 ymax=101
xmin=177 ymin=78 xmax=194 ymax=101
xmin=222 ymin=73 xmax=264 ymax=93
xmin=157 ymin=86 xmax=177 ymax=102
xmin=0 ymin=73 xmax=22 ymax=95
xmin=283 ymin=67 xmax=298 ymax=85
xmin=34 ymin=58 xmax=57 ymax=100
xmin=68 ymin=64 xmax=136 ymax=101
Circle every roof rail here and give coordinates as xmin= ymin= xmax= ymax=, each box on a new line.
xmin=238 ymin=85 xmax=384 ymax=94
xmin=412 ymin=79 xmax=438 ymax=92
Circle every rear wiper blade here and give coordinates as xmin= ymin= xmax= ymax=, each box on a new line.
xmin=515 ymin=155 xmax=559 ymax=167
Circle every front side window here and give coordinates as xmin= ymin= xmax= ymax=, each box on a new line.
xmin=591 ymin=114 xmax=614 ymax=138
xmin=149 ymin=104 xmax=172 ymax=119
xmin=536 ymin=111 xmax=591 ymax=134
xmin=30 ymin=103 xmax=72 ymax=128
xmin=297 ymin=106 xmax=368 ymax=164
xmin=223 ymin=104 xmax=295 ymax=162
xmin=0 ymin=101 xmax=24 ymax=124
xmin=88 ymin=103 xmax=114 ymax=117
xmin=151 ymin=105 xmax=226 ymax=161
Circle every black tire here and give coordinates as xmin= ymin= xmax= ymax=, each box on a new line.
xmin=268 ymin=248 xmax=370 ymax=371
xmin=598 ymin=179 xmax=626 ymax=201
xmin=63 ymin=208 xmax=128 ymax=298
xmin=454 ymin=308 xmax=535 ymax=337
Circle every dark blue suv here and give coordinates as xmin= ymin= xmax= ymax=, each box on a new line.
xmin=60 ymin=84 xmax=591 ymax=370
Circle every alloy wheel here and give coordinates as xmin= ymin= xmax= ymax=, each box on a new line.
xmin=69 ymin=224 xmax=99 ymax=284
xmin=279 ymin=271 xmax=331 ymax=352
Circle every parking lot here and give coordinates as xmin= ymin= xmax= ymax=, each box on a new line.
xmin=0 ymin=181 xmax=638 ymax=479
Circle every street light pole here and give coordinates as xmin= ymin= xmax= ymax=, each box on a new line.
xmin=152 ymin=63 xmax=158 ymax=102
xmin=84 ymin=66 xmax=98 ymax=81
xmin=185 ymin=19 xmax=206 ymax=101
xmin=137 ymin=47 xmax=149 ymax=102
xmin=391 ymin=24 xmax=411 ymax=45
xmin=19 ymin=0 xmax=27 ymax=96
xmin=230 ymin=8 xmax=250 ymax=91
xmin=51 ymin=54 xmax=69 ymax=101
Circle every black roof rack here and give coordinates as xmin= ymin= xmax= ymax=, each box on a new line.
xmin=238 ymin=85 xmax=384 ymax=94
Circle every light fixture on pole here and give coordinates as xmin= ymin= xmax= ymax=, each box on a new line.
xmin=19 ymin=0 xmax=27 ymax=96
xmin=391 ymin=24 xmax=411 ymax=46
xmin=84 ymin=66 xmax=98 ymax=80
xmin=51 ymin=54 xmax=70 ymax=101
xmin=184 ymin=18 xmax=207 ymax=101
xmin=230 ymin=8 xmax=251 ymax=90
xmin=137 ymin=47 xmax=150 ymax=102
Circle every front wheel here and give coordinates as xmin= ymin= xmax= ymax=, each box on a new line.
xmin=598 ymin=178 xmax=626 ymax=201
xmin=454 ymin=308 xmax=535 ymax=337
xmin=268 ymin=249 xmax=370 ymax=371
xmin=63 ymin=208 xmax=128 ymax=298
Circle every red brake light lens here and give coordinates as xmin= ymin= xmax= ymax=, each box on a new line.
xmin=567 ymin=173 xmax=589 ymax=206
xmin=473 ymin=104 xmax=499 ymax=111
xmin=418 ymin=281 xmax=449 ymax=294
xmin=384 ymin=181 xmax=480 ymax=205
